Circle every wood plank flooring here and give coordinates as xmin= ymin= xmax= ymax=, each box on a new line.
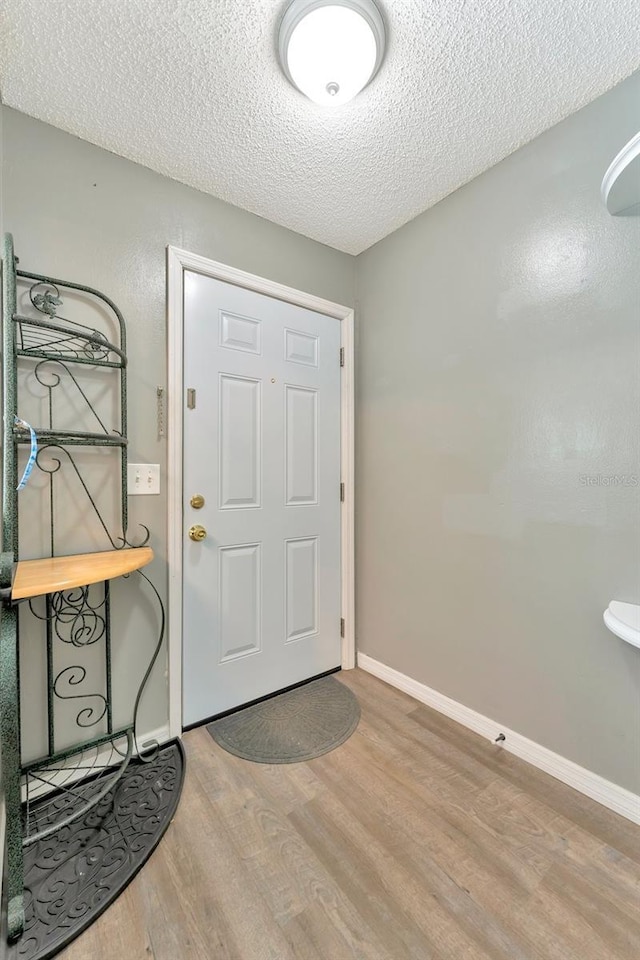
xmin=60 ymin=669 xmax=640 ymax=960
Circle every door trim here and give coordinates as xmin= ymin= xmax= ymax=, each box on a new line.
xmin=166 ymin=245 xmax=355 ymax=739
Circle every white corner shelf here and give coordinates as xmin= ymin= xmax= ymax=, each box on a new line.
xmin=603 ymin=600 xmax=640 ymax=649
xmin=601 ymin=131 xmax=640 ymax=216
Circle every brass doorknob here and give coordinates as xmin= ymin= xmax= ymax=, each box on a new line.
xmin=190 ymin=494 xmax=205 ymax=509
xmin=188 ymin=524 xmax=207 ymax=542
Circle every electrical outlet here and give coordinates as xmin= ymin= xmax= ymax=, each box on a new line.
xmin=127 ymin=463 xmax=160 ymax=495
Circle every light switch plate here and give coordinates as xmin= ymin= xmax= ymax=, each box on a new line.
xmin=128 ymin=463 xmax=160 ymax=495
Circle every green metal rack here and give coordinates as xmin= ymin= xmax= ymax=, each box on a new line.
xmin=0 ymin=234 xmax=163 ymax=943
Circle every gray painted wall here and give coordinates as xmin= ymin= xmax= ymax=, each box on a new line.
xmin=356 ymin=71 xmax=640 ymax=792
xmin=1 ymin=106 xmax=355 ymax=747
xmin=3 ymin=70 xmax=639 ymax=791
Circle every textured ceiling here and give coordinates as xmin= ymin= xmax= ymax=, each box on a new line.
xmin=1 ymin=0 xmax=639 ymax=254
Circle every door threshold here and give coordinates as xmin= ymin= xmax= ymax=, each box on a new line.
xmin=182 ymin=666 xmax=342 ymax=732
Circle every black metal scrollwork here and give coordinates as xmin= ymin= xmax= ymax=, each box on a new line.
xmin=34 ymin=445 xmax=150 ymax=551
xmin=29 ymin=586 xmax=107 ymax=647
xmin=53 ymin=666 xmax=108 ymax=729
xmin=34 ymin=359 xmax=113 ymax=434
xmin=50 ymin=588 xmax=107 ymax=647
xmin=18 ymin=281 xmax=113 ymax=362
xmin=30 ymin=282 xmax=62 ymax=316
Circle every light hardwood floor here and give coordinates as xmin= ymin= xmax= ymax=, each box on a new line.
xmin=61 ymin=669 xmax=640 ymax=960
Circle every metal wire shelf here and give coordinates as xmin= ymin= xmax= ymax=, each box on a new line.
xmin=22 ymin=729 xmax=134 ymax=847
xmin=14 ymin=427 xmax=128 ymax=447
xmin=15 ymin=315 xmax=125 ymax=368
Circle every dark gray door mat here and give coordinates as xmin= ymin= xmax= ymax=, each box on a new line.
xmin=206 ymin=675 xmax=360 ymax=763
xmin=2 ymin=741 xmax=184 ymax=960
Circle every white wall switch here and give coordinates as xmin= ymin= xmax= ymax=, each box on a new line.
xmin=128 ymin=463 xmax=160 ymax=495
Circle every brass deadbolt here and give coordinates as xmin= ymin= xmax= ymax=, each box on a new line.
xmin=190 ymin=494 xmax=205 ymax=509
xmin=188 ymin=524 xmax=207 ymax=542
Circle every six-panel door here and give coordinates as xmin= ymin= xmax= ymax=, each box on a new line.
xmin=182 ymin=273 xmax=341 ymax=725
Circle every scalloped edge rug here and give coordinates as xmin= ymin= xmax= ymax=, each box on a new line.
xmin=3 ymin=741 xmax=185 ymax=960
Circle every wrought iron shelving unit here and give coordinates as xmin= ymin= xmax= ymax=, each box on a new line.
xmin=0 ymin=234 xmax=164 ymax=944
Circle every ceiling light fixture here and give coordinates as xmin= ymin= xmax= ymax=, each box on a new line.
xmin=278 ymin=0 xmax=386 ymax=106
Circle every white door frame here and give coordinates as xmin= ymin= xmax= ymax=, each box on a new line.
xmin=166 ymin=245 xmax=355 ymax=739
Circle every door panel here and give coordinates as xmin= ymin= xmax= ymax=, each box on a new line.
xmin=285 ymin=385 xmax=317 ymax=505
xmin=219 ymin=543 xmax=261 ymax=661
xmin=219 ymin=375 xmax=261 ymax=509
xmin=220 ymin=311 xmax=261 ymax=354
xmin=285 ymin=537 xmax=318 ymax=642
xmin=182 ymin=272 xmax=341 ymax=725
xmin=285 ymin=328 xmax=318 ymax=366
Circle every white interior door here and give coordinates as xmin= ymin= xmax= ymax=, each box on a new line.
xmin=182 ymin=272 xmax=342 ymax=725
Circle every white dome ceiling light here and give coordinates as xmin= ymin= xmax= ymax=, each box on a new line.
xmin=278 ymin=0 xmax=386 ymax=106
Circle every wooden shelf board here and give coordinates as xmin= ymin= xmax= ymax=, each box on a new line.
xmin=12 ymin=547 xmax=154 ymax=600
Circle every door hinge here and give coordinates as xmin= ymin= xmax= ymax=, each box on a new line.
xmin=340 ymin=481 xmax=345 ymax=502
xmin=340 ymin=347 xmax=345 ymax=367
xmin=186 ymin=388 xmax=196 ymax=410
xmin=340 ymin=617 xmax=345 ymax=638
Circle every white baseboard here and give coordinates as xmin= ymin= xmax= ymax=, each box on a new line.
xmin=139 ymin=723 xmax=173 ymax=751
xmin=357 ymin=653 xmax=640 ymax=826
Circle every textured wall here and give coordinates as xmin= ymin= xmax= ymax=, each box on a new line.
xmin=1 ymin=106 xmax=355 ymax=749
xmin=355 ymin=71 xmax=640 ymax=792
xmin=4 ymin=67 xmax=639 ymax=790
xmin=2 ymin=1 xmax=640 ymax=253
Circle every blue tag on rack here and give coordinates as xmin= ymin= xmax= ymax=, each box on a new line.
xmin=15 ymin=417 xmax=38 ymax=491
